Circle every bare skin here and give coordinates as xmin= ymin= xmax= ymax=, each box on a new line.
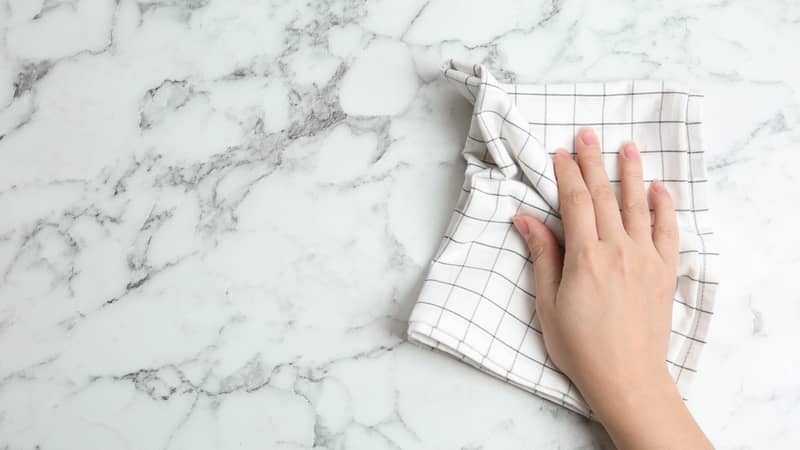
xmin=511 ymin=128 xmax=713 ymax=450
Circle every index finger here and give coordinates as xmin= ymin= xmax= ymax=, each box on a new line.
xmin=553 ymin=149 xmax=598 ymax=249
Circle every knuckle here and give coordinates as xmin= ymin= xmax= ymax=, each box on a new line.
xmin=628 ymin=173 xmax=644 ymax=185
xmin=573 ymin=244 xmax=597 ymax=265
xmin=611 ymin=245 xmax=629 ymax=269
xmin=621 ymin=169 xmax=644 ymax=186
xmin=578 ymin=150 xmax=602 ymax=165
xmin=654 ymin=223 xmax=679 ymax=241
xmin=623 ymin=162 xmax=644 ymax=177
xmin=566 ymin=187 xmax=592 ymax=207
xmin=529 ymin=241 xmax=547 ymax=263
xmin=590 ymin=183 xmax=615 ymax=202
xmin=622 ymin=198 xmax=649 ymax=215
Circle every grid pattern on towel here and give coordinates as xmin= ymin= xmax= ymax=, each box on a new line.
xmin=407 ymin=61 xmax=719 ymax=418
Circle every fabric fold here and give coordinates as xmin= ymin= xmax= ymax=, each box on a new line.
xmin=407 ymin=60 xmax=719 ymax=418
xmin=443 ymin=60 xmax=562 ymax=220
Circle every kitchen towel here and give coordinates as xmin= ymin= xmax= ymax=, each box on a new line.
xmin=407 ymin=60 xmax=718 ymax=418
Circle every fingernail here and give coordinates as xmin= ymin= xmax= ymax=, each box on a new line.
xmin=652 ymin=180 xmax=666 ymax=193
xmin=622 ymin=142 xmax=640 ymax=160
xmin=512 ymin=216 xmax=531 ymax=241
xmin=556 ymin=149 xmax=571 ymax=160
xmin=579 ymin=128 xmax=599 ymax=146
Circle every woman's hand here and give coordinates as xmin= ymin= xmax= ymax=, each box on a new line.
xmin=512 ymin=128 xmax=713 ymax=450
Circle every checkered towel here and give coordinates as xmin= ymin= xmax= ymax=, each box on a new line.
xmin=407 ymin=60 xmax=719 ymax=417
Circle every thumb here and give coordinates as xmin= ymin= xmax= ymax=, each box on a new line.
xmin=512 ymin=214 xmax=563 ymax=312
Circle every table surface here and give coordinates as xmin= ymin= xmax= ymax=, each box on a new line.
xmin=1 ymin=1 xmax=798 ymax=449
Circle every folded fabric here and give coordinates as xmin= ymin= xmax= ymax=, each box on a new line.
xmin=407 ymin=60 xmax=719 ymax=418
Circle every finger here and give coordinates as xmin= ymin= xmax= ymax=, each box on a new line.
xmin=649 ymin=180 xmax=679 ymax=268
xmin=553 ymin=149 xmax=598 ymax=249
xmin=575 ymin=128 xmax=624 ymax=240
xmin=512 ymin=214 xmax=563 ymax=316
xmin=619 ymin=141 xmax=651 ymax=242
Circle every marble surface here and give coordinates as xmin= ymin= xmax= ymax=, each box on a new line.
xmin=1 ymin=0 xmax=799 ymax=449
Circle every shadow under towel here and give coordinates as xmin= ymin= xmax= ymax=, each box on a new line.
xmin=406 ymin=60 xmax=719 ymax=418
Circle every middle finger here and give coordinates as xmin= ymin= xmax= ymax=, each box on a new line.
xmin=575 ymin=128 xmax=624 ymax=240
xmin=553 ymin=148 xmax=598 ymax=249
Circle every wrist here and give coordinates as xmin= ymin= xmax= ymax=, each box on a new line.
xmin=583 ymin=363 xmax=679 ymax=425
xmin=583 ymin=365 xmax=712 ymax=449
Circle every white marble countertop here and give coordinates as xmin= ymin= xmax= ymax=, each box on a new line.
xmin=1 ymin=1 xmax=799 ymax=449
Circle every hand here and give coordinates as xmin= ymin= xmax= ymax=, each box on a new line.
xmin=512 ymin=128 xmax=713 ymax=450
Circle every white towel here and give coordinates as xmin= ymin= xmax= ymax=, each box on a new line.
xmin=407 ymin=60 xmax=719 ymax=417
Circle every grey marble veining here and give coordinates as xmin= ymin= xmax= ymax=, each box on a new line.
xmin=1 ymin=0 xmax=799 ymax=449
